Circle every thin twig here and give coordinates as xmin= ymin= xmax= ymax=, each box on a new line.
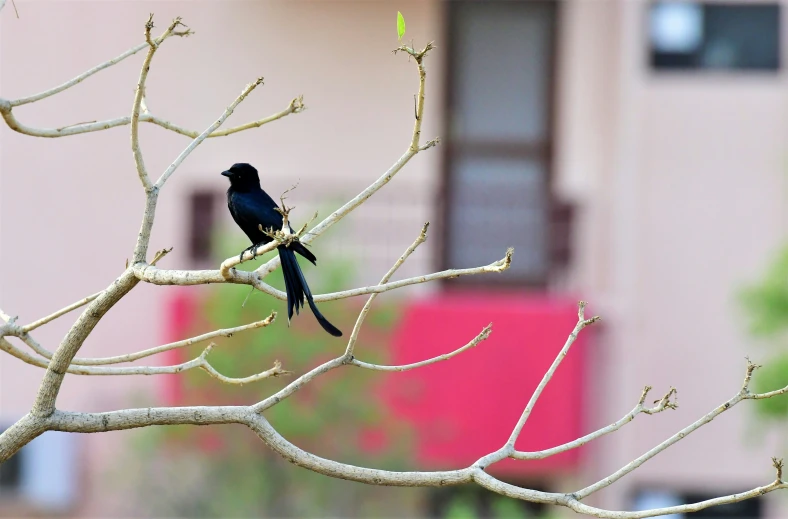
xmin=504 ymin=301 xmax=600 ymax=449
xmin=351 ymin=324 xmax=491 ymax=372
xmin=154 ymin=77 xmax=264 ymax=189
xmin=143 ymin=247 xmax=514 ymax=301
xmin=509 ymin=386 xmax=676 ymax=460
xmin=253 ymin=42 xmax=438 ymax=280
xmin=0 ymin=336 xmax=286 ymax=383
xmin=0 ymin=102 xmax=303 ymax=139
xmin=344 ymin=222 xmax=430 ymax=359
xmin=573 ymin=360 xmax=768 ymax=499
xmin=131 ymin=16 xmax=184 ymax=191
xmin=20 ymin=292 xmax=103 ymax=333
xmin=10 ymin=314 xmax=274 ymax=366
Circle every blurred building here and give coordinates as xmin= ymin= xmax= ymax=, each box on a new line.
xmin=2 ymin=1 xmax=788 ymax=518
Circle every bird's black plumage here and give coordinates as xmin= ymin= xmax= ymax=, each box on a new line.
xmin=222 ymin=163 xmax=342 ymax=337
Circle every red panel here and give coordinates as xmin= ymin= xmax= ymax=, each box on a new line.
xmin=160 ymin=289 xmax=195 ymax=407
xmin=382 ymin=293 xmax=589 ymax=476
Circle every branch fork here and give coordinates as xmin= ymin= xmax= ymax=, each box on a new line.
xmin=3 ymin=11 xmax=784 ymax=518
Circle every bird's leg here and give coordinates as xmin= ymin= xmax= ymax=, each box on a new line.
xmin=238 ymin=243 xmax=258 ymax=263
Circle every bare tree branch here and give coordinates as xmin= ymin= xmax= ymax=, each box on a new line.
xmin=153 ymin=77 xmax=264 ymax=190
xmin=4 ymin=312 xmax=274 ymax=366
xmin=0 ymin=101 xmax=303 ymax=139
xmin=0 ymin=21 xmax=301 ymax=140
xmin=30 ymin=269 xmax=141 ymax=417
xmin=510 ymin=386 xmax=676 ymax=461
xmin=345 ymin=221 xmax=430 ymax=359
xmin=505 ymin=301 xmax=600 ymax=449
xmin=573 ymin=360 xmax=766 ymax=500
xmin=351 ymin=324 xmax=491 ymax=372
xmin=19 ymin=292 xmax=103 ymax=333
xmin=141 ymin=248 xmax=513 ymax=301
xmin=253 ymin=42 xmax=438 ymax=281
xmin=9 ymin=30 xmax=188 ymax=108
xmin=131 ymin=15 xmax=182 ymax=191
xmin=132 ymin=76 xmax=264 ymax=263
xmin=0 ymin=13 xmax=783 ymax=516
xmin=0 ymin=335 xmax=286 ymax=383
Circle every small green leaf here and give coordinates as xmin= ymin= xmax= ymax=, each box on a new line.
xmin=397 ymin=11 xmax=406 ymax=41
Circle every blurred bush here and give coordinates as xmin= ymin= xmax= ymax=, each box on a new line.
xmin=740 ymin=244 xmax=788 ymax=419
xmin=109 ymin=232 xmax=423 ymax=517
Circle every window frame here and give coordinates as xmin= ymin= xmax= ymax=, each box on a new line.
xmin=436 ymin=0 xmax=564 ymax=289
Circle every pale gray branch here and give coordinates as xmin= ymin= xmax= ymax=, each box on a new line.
xmin=20 ymin=292 xmax=103 ymax=333
xmin=1 ymin=13 xmax=783 ymax=516
xmin=253 ymin=42 xmax=438 ymax=280
xmin=0 ymin=335 xmax=285 ymax=383
xmin=153 ymin=77 xmax=264 ymax=189
xmin=0 ymin=103 xmax=302 ymax=139
xmin=75 ymin=315 xmax=275 ymax=366
xmin=132 ymin=15 xmax=182 ymax=191
xmin=505 ymin=301 xmax=599 ymax=449
xmin=0 ymin=21 xmax=298 ymax=140
xmin=351 ymin=324 xmax=491 ymax=372
xmin=345 ymin=222 xmax=430 ymax=359
xmin=138 ymin=248 xmax=513 ymax=302
xmin=8 ymin=26 xmax=189 ymax=108
xmin=573 ymin=360 xmax=760 ymax=500
xmin=31 ymin=269 xmax=140 ymax=417
xmin=245 ymin=413 xmax=474 ymax=486
xmin=8 ymin=313 xmax=273 ymax=366
xmin=563 ymin=482 xmax=787 ymax=519
xmin=253 ymin=357 xmax=345 ymax=413
xmin=132 ymin=77 xmax=264 ymax=263
xmin=510 ymin=385 xmax=676 ymax=461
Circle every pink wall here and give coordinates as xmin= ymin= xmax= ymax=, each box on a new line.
xmin=3 ymin=0 xmax=788 ymax=516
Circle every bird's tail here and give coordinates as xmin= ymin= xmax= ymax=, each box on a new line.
xmin=278 ymin=245 xmax=343 ymax=337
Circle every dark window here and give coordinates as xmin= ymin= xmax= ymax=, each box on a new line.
xmin=649 ymin=2 xmax=781 ymax=71
xmin=428 ymin=484 xmax=552 ymax=518
xmin=0 ymin=432 xmax=22 ymax=491
xmin=633 ymin=488 xmax=763 ymax=518
xmin=188 ymin=190 xmax=217 ymax=264
xmin=441 ymin=1 xmax=570 ymax=287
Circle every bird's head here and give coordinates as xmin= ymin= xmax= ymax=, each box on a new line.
xmin=221 ymin=163 xmax=260 ymax=191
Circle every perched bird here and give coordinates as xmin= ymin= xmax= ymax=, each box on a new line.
xmin=222 ymin=163 xmax=342 ymax=337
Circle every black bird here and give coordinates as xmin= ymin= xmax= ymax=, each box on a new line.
xmin=222 ymin=163 xmax=343 ymax=337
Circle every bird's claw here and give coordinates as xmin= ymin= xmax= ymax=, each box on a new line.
xmin=239 ymin=242 xmax=264 ymax=263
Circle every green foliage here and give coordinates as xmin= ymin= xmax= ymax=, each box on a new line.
xmin=740 ymin=244 xmax=788 ymax=419
xmin=111 ymin=231 xmax=421 ymax=516
xmin=397 ymin=11 xmax=406 ymax=41
xmin=491 ymin=496 xmax=531 ymax=519
xmin=740 ymin=245 xmax=788 ymax=337
xmin=750 ymin=355 xmax=788 ymax=418
xmin=445 ymin=495 xmax=477 ymax=519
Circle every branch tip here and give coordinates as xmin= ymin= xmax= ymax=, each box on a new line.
xmin=150 ymin=247 xmax=173 ymax=266
xmin=479 ymin=323 xmax=493 ymax=340
xmin=495 ymin=248 xmax=513 ymax=271
xmin=655 ymin=387 xmax=678 ymax=410
xmin=774 ymin=457 xmax=784 ymax=482
xmin=144 ymin=14 xmax=155 ymax=46
xmin=419 ymin=137 xmax=440 ymax=151
xmin=742 ymin=356 xmax=762 ymax=394
xmin=583 ymin=316 xmax=601 ymax=326
xmin=419 ymin=221 xmax=430 ymax=241
xmin=638 ymin=386 xmax=653 ymax=406
xmin=290 ymin=95 xmax=305 ymax=113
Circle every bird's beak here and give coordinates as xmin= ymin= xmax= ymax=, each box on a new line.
xmin=221 ymin=170 xmax=232 ymax=178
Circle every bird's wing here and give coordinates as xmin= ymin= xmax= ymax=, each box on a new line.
xmin=228 ymin=190 xmax=284 ymax=241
